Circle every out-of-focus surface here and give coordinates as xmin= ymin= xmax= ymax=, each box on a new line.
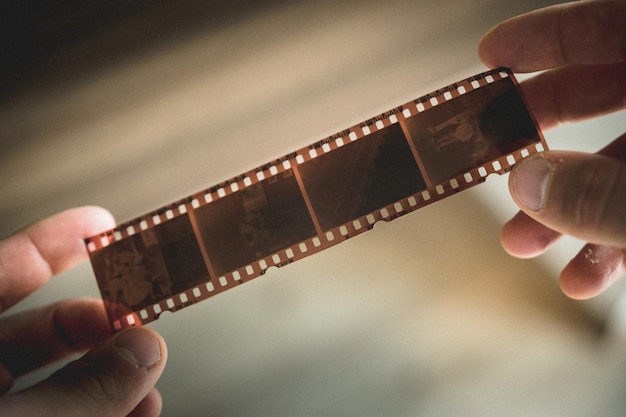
xmin=2 ymin=1 xmax=626 ymax=416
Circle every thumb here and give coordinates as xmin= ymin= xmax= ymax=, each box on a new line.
xmin=509 ymin=150 xmax=626 ymax=248
xmin=0 ymin=327 xmax=167 ymax=417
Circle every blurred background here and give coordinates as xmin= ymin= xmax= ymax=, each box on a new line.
xmin=2 ymin=1 xmax=626 ymax=416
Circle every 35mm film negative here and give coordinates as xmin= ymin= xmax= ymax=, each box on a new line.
xmin=86 ymin=68 xmax=547 ymax=331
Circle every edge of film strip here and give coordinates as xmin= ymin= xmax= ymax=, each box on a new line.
xmin=85 ymin=67 xmax=547 ymax=331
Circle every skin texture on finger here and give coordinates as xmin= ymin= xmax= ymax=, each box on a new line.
xmin=510 ymin=150 xmax=626 ymax=249
xmin=520 ymin=62 xmax=626 ymax=131
xmin=560 ymin=243 xmax=626 ymax=299
xmin=0 ymin=206 xmax=115 ymax=313
xmin=0 ymin=327 xmax=167 ymax=417
xmin=478 ymin=0 xmax=626 ymax=72
xmin=0 ymin=298 xmax=111 ymax=393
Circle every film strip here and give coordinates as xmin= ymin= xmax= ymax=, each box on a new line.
xmin=85 ymin=68 xmax=547 ymax=331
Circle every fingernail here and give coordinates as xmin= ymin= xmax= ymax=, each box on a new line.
xmin=114 ymin=328 xmax=161 ymax=369
xmin=513 ymin=156 xmax=554 ymax=211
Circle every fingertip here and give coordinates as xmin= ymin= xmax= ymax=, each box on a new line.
xmin=509 ymin=154 xmax=553 ymax=213
xmin=68 ymin=205 xmax=116 ymax=235
xmin=560 ymin=267 xmax=604 ymax=300
xmin=500 ymin=219 xmax=534 ymax=259
xmin=477 ymin=17 xmax=529 ymax=72
xmin=500 ymin=211 xmax=561 ymax=259
xmin=23 ymin=205 xmax=117 ymax=276
xmin=477 ymin=27 xmax=503 ymax=69
xmin=560 ymin=245 xmax=625 ymax=300
xmin=0 ymin=206 xmax=116 ymax=312
xmin=113 ymin=327 xmax=167 ymax=370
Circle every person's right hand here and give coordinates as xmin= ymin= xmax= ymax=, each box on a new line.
xmin=478 ymin=0 xmax=626 ymax=299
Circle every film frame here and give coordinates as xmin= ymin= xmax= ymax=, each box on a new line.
xmin=85 ymin=68 xmax=547 ymax=331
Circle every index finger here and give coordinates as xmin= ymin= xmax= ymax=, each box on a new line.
xmin=0 ymin=206 xmax=115 ymax=313
xmin=478 ymin=0 xmax=626 ymax=72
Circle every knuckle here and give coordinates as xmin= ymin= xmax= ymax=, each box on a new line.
xmin=76 ymin=368 xmax=122 ymax=409
xmin=50 ymin=353 xmax=129 ymax=415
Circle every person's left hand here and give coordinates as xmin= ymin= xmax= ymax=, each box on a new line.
xmin=0 ymin=206 xmax=168 ymax=417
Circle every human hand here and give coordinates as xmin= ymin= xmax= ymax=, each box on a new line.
xmin=478 ymin=0 xmax=626 ymax=299
xmin=0 ymin=207 xmax=167 ymax=417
